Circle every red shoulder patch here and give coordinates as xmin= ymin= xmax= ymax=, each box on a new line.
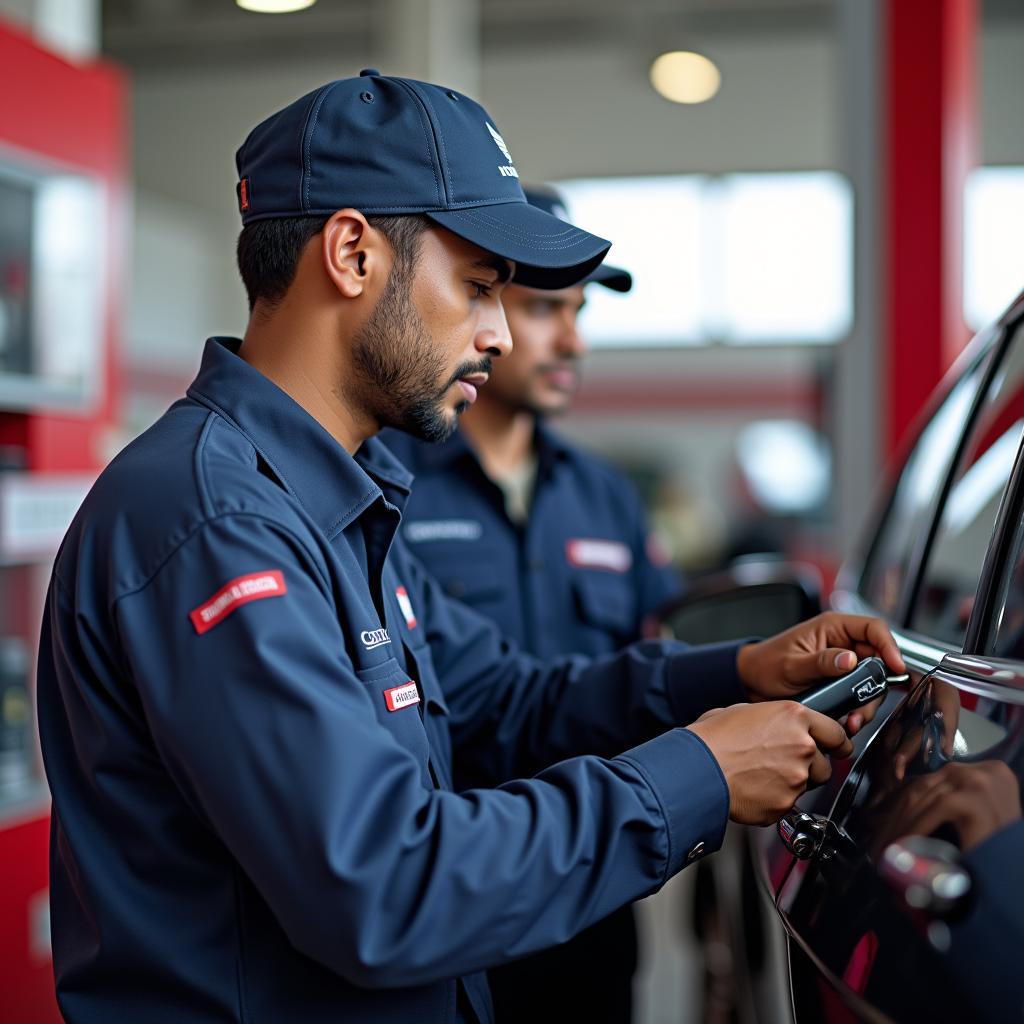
xmin=189 ymin=570 xmax=286 ymax=635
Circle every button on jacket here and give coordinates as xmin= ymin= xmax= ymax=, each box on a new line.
xmin=39 ymin=338 xmax=741 ymax=1024
xmin=383 ymin=426 xmax=681 ymax=663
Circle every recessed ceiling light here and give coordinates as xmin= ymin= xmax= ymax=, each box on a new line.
xmin=650 ymin=51 xmax=721 ymax=105
xmin=236 ymin=0 xmax=317 ymax=13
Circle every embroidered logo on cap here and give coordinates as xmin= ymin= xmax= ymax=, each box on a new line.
xmin=237 ymin=176 xmax=251 ymax=213
xmin=395 ymin=585 xmax=417 ymax=629
xmin=360 ymin=628 xmax=391 ymax=650
xmin=566 ymin=539 xmax=633 ymax=574
xmin=486 ymin=122 xmax=518 ymax=178
xmin=384 ymin=681 xmax=421 ymax=712
xmin=190 ymin=570 xmax=286 ymax=634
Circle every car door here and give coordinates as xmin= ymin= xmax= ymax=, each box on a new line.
xmin=752 ymin=314 xmax=1002 ymax=905
xmin=768 ymin=294 xmax=1024 ymax=1024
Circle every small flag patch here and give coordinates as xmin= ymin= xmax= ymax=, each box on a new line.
xmin=190 ymin=570 xmax=286 ymax=635
xmin=384 ymin=681 xmax=421 ymax=712
xmin=396 ymin=585 xmax=417 ymax=629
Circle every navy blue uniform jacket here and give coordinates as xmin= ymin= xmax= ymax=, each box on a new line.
xmin=38 ymin=338 xmax=740 ymax=1024
xmin=382 ymin=425 xmax=681 ymax=664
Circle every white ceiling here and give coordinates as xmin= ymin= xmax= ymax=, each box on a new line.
xmin=102 ymin=0 xmax=839 ymax=70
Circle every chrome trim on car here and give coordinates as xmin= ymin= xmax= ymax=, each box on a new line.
xmin=997 ymin=287 xmax=1024 ymax=329
xmin=934 ymin=652 xmax=1024 ymax=705
xmin=889 ymin=628 xmax=953 ymax=674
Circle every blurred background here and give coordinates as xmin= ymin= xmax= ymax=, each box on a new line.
xmin=0 ymin=0 xmax=1022 ymax=1020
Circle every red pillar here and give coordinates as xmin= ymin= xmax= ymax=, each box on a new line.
xmin=883 ymin=0 xmax=977 ymax=458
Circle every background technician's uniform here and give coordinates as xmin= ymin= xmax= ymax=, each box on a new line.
xmin=387 ymin=423 xmax=679 ymax=664
xmin=39 ymin=337 xmax=742 ymax=1024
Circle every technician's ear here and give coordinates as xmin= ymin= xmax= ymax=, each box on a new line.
xmin=321 ymin=209 xmax=390 ymax=299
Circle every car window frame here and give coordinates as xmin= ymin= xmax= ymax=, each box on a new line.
xmin=962 ymin=303 xmax=1024 ymax=657
xmin=848 ymin=326 xmax=1000 ymax=628
xmin=848 ymin=319 xmax=1014 ymax=637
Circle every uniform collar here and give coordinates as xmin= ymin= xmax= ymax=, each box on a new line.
xmin=187 ymin=337 xmax=412 ymax=539
xmin=413 ymin=418 xmax=573 ymax=474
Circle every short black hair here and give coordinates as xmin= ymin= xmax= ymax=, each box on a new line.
xmin=236 ymin=213 xmax=430 ymax=313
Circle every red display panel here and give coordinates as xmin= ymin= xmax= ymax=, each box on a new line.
xmin=0 ymin=19 xmax=128 ymax=1021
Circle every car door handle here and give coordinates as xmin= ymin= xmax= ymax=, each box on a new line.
xmin=778 ymin=809 xmax=829 ymax=859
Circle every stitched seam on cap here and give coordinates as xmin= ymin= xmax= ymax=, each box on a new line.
xmin=414 ymin=87 xmax=456 ymax=203
xmin=242 ymin=198 xmax=546 ymax=217
xmin=393 ymin=79 xmax=445 ymax=207
xmin=303 ymin=83 xmax=339 ymax=213
xmin=441 ymin=196 xmax=529 ymax=206
xmin=464 ymin=209 xmax=578 ymax=239
xmin=447 ymin=210 xmax=595 ymax=249
xmin=296 ymin=88 xmax=325 ymax=212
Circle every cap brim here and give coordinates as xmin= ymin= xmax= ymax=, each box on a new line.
xmin=426 ymin=201 xmax=610 ymax=290
xmin=584 ymin=262 xmax=632 ymax=293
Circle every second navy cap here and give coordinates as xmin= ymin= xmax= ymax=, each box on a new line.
xmin=523 ymin=186 xmax=632 ymax=293
xmin=234 ymin=69 xmax=611 ymax=290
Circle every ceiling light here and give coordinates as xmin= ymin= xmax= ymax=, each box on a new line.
xmin=236 ymin=0 xmax=317 ymax=12
xmin=649 ymin=51 xmax=721 ymax=105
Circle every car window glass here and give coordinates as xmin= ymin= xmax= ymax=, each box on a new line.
xmin=912 ymin=323 xmax=1024 ymax=646
xmin=860 ymin=349 xmax=992 ymax=619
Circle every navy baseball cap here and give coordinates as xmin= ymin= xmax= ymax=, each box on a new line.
xmin=522 ymin=187 xmax=632 ymax=293
xmin=235 ymin=70 xmax=611 ymax=290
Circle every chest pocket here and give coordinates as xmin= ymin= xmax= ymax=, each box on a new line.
xmin=413 ymin=540 xmax=509 ymax=609
xmin=355 ymin=658 xmax=435 ymax=787
xmin=571 ymin=571 xmax=637 ymax=638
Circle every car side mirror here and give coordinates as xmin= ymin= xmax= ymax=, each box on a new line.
xmin=655 ymin=559 xmax=823 ymax=645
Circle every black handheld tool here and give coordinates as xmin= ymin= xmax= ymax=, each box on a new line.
xmin=798 ymin=656 xmax=895 ymax=720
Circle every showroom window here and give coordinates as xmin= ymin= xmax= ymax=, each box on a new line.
xmin=964 ymin=166 xmax=1024 ymax=331
xmin=557 ymin=172 xmax=853 ymax=347
xmin=911 ymin=321 xmax=1024 ymax=646
xmin=553 ymin=165 xmax=1024 ymax=348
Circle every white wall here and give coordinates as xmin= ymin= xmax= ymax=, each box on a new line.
xmin=128 ymin=190 xmax=240 ymax=374
xmin=981 ymin=20 xmax=1024 ymax=167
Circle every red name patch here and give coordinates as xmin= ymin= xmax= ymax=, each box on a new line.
xmin=384 ymin=681 xmax=421 ymax=712
xmin=566 ymin=539 xmax=633 ymax=573
xmin=189 ymin=570 xmax=287 ymax=635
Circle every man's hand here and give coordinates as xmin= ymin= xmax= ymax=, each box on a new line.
xmin=688 ymin=702 xmax=853 ymax=826
xmin=736 ymin=612 xmax=906 ymax=735
xmin=871 ymin=760 xmax=1021 ymax=854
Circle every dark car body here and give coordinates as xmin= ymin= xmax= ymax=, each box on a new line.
xmin=660 ymin=288 xmax=1024 ymax=1023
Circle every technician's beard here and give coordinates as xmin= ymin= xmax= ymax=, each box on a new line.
xmin=350 ymin=262 xmax=460 ymax=444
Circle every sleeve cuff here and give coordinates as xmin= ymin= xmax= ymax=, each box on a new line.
xmin=618 ymin=727 xmax=731 ymax=882
xmin=665 ymin=639 xmax=754 ymax=725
